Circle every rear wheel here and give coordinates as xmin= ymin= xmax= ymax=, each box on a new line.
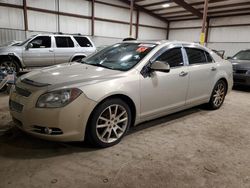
xmin=208 ymin=80 xmax=226 ymax=110
xmin=0 ymin=57 xmax=20 ymax=73
xmin=87 ymin=98 xmax=131 ymax=148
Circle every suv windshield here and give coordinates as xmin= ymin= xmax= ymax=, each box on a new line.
xmin=232 ymin=50 xmax=250 ymax=60
xmin=82 ymin=43 xmax=156 ymax=71
xmin=15 ymin=36 xmax=35 ymax=46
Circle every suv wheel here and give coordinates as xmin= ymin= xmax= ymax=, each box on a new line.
xmin=87 ymin=98 xmax=131 ymax=147
xmin=0 ymin=57 xmax=20 ymax=73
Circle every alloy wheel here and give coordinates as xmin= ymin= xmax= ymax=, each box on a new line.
xmin=96 ymin=104 xmax=128 ymax=143
xmin=0 ymin=61 xmax=17 ymax=72
xmin=212 ymin=82 xmax=225 ymax=107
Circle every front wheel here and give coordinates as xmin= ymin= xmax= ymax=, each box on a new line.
xmin=0 ymin=57 xmax=20 ymax=73
xmin=87 ymin=98 xmax=132 ymax=148
xmin=207 ymin=80 xmax=227 ymax=110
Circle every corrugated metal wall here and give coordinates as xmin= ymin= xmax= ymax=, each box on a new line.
xmin=169 ymin=16 xmax=250 ymax=56
xmin=0 ymin=0 xmax=168 ymax=47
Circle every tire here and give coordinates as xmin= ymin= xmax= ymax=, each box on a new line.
xmin=207 ymin=80 xmax=227 ymax=110
xmin=86 ymin=98 xmax=132 ymax=148
xmin=0 ymin=57 xmax=20 ymax=73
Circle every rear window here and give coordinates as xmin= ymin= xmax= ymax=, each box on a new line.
xmin=74 ymin=36 xmax=92 ymax=47
xmin=185 ymin=48 xmax=207 ymax=64
xmin=55 ymin=36 xmax=74 ymax=48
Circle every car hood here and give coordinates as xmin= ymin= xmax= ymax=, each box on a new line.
xmin=20 ymin=62 xmax=123 ymax=89
xmin=0 ymin=46 xmax=22 ymax=53
xmin=229 ymin=59 xmax=250 ymax=70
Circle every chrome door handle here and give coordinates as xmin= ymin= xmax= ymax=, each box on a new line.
xmin=49 ymin=49 xmax=54 ymax=52
xmin=179 ymin=71 xmax=188 ymax=77
xmin=211 ymin=67 xmax=217 ymax=71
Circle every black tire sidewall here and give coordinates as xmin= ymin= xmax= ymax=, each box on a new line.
xmin=209 ymin=80 xmax=226 ymax=110
xmin=87 ymin=98 xmax=132 ymax=148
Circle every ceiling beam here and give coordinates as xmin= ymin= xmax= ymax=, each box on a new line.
xmin=119 ymin=0 xmax=168 ymax=23
xmin=171 ymin=0 xmax=203 ymax=18
xmin=159 ymin=1 xmax=250 ymax=17
xmin=142 ymin=1 xmax=173 ymax=8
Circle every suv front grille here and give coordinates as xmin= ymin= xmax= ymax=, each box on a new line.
xmin=15 ymin=86 xmax=31 ymax=97
xmin=235 ymin=69 xmax=247 ymax=74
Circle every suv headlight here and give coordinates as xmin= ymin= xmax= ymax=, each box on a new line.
xmin=36 ymin=88 xmax=82 ymax=108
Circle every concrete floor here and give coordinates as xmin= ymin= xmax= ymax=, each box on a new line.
xmin=0 ymin=87 xmax=249 ymax=188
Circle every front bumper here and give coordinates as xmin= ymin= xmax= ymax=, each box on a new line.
xmin=233 ymin=73 xmax=250 ymax=86
xmin=9 ymin=85 xmax=97 ymax=142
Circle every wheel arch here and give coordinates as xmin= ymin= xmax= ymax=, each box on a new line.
xmin=70 ymin=54 xmax=86 ymax=62
xmin=217 ymin=77 xmax=228 ymax=95
xmin=0 ymin=54 xmax=24 ymax=69
xmin=86 ymin=94 xmax=137 ymax=136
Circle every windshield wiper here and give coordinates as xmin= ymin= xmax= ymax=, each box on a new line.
xmin=86 ymin=63 xmax=114 ymax=70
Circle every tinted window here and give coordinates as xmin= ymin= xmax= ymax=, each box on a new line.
xmin=205 ymin=51 xmax=213 ymax=62
xmin=29 ymin=36 xmax=51 ymax=48
xmin=74 ymin=36 xmax=92 ymax=47
xmin=55 ymin=37 xmax=74 ymax=48
xmin=156 ymin=48 xmax=183 ymax=67
xmin=185 ymin=48 xmax=207 ymax=64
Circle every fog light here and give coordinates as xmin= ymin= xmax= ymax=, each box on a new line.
xmin=44 ymin=127 xmax=52 ymax=135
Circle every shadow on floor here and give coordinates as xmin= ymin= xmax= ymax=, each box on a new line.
xmin=0 ymin=105 xmax=207 ymax=160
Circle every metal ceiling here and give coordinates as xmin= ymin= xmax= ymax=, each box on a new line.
xmin=132 ymin=0 xmax=250 ymax=22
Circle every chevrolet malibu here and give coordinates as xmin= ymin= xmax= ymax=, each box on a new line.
xmin=9 ymin=41 xmax=233 ymax=147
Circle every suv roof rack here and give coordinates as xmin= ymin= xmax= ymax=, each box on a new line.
xmin=52 ymin=32 xmax=82 ymax=36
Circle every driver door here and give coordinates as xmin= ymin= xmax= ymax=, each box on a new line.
xmin=22 ymin=36 xmax=55 ymax=67
xmin=140 ymin=46 xmax=189 ymax=119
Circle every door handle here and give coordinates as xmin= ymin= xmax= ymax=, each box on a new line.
xmin=211 ymin=67 xmax=217 ymax=71
xmin=49 ymin=49 xmax=54 ymax=52
xmin=179 ymin=71 xmax=188 ymax=77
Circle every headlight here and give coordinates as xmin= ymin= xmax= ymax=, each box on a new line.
xmin=36 ymin=88 xmax=82 ymax=108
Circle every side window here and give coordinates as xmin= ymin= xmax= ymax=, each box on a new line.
xmin=29 ymin=36 xmax=51 ymax=48
xmin=185 ymin=48 xmax=207 ymax=65
xmin=73 ymin=36 xmax=92 ymax=47
xmin=155 ymin=47 xmax=184 ymax=67
xmin=205 ymin=51 xmax=214 ymax=63
xmin=55 ymin=37 xmax=74 ymax=48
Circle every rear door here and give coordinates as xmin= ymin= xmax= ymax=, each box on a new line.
xmin=22 ymin=36 xmax=55 ymax=67
xmin=184 ymin=46 xmax=217 ymax=104
xmin=54 ymin=36 xmax=76 ymax=64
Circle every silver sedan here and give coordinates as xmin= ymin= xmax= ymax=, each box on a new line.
xmin=9 ymin=40 xmax=233 ymax=147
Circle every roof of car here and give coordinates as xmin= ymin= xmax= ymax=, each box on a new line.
xmin=123 ymin=40 xmax=202 ymax=47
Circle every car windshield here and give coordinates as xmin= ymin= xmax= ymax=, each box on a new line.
xmin=232 ymin=50 xmax=250 ymax=60
xmin=81 ymin=43 xmax=156 ymax=71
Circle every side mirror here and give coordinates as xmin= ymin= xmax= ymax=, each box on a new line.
xmin=150 ymin=61 xmax=170 ymax=73
xmin=26 ymin=43 xmax=33 ymax=50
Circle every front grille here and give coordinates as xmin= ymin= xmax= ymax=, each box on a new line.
xmin=9 ymin=100 xmax=23 ymax=113
xmin=32 ymin=125 xmax=63 ymax=135
xmin=234 ymin=78 xmax=246 ymax=83
xmin=235 ymin=69 xmax=247 ymax=74
xmin=15 ymin=86 xmax=31 ymax=97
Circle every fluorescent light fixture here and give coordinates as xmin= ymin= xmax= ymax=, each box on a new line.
xmin=162 ymin=3 xmax=170 ymax=8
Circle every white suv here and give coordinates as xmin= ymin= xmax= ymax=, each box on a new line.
xmin=0 ymin=33 xmax=96 ymax=72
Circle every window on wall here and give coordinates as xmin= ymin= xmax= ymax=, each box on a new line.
xmin=155 ymin=47 xmax=184 ymax=67
xmin=29 ymin=36 xmax=51 ymax=48
xmin=55 ymin=37 xmax=74 ymax=48
xmin=185 ymin=48 xmax=207 ymax=65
